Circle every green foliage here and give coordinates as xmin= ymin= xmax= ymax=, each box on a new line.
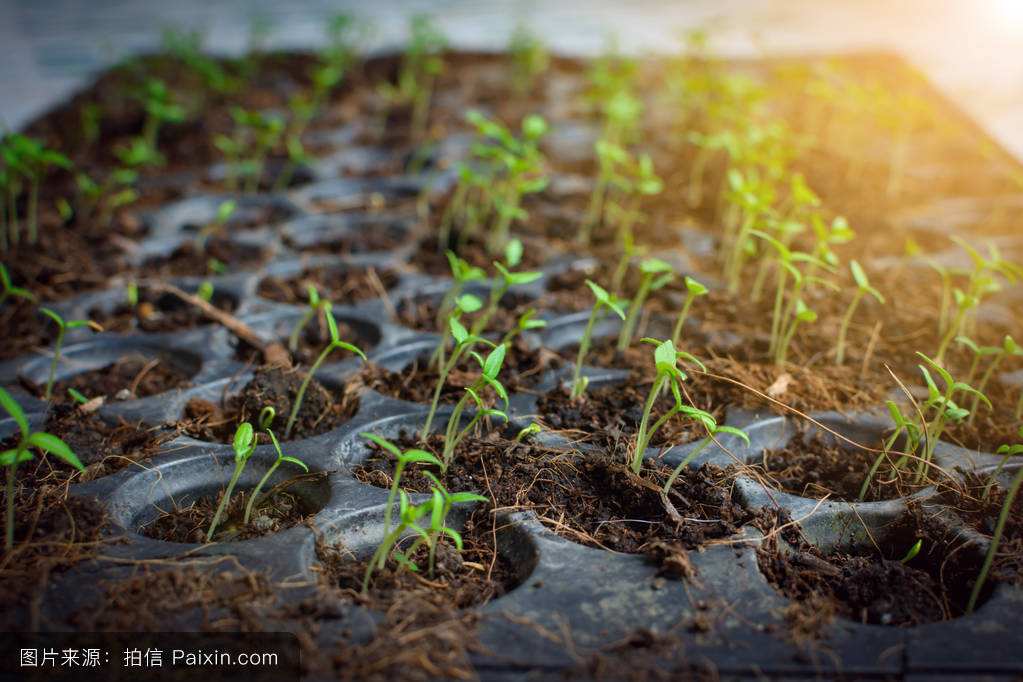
xmin=378 ymin=15 xmax=447 ymax=140
xmin=284 ymin=303 xmax=367 ymax=439
xmin=422 ymin=294 xmax=488 ymax=439
xmin=361 ymin=433 xmax=442 ymax=545
xmin=39 ymin=308 xmax=95 ymax=401
xmin=968 ymin=426 xmax=1023 ymax=613
xmin=508 ymin=25 xmax=550 ymax=94
xmin=206 ymin=422 xmax=256 ymax=541
xmin=243 ymin=425 xmax=309 ymax=525
xmin=289 ymin=284 xmax=327 ymax=353
xmin=215 ymin=107 xmax=285 ymax=192
xmin=571 ymin=280 xmax=626 ymax=399
xmin=1 ymin=387 xmax=82 ymax=550
xmin=616 ymin=258 xmax=673 ymax=351
xmin=441 ymin=344 xmax=509 ymax=469
xmin=671 ymin=276 xmax=709 ymax=346
xmin=630 ymin=339 xmax=708 ymax=474
xmin=580 ymin=142 xmax=662 ymax=247
xmin=471 ymin=240 xmax=543 ymax=337
xmin=835 ymin=260 xmax=885 ymax=365
xmin=1 ymin=134 xmax=72 ymax=247
xmin=0 ymin=264 xmax=34 ymax=305
xmin=161 ymin=27 xmax=239 ymax=94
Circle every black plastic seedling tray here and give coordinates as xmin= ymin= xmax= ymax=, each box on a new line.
xmin=4 ymin=49 xmax=1023 ymax=681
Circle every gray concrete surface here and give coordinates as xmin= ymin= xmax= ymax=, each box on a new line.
xmin=1 ymin=0 xmax=1021 ymax=159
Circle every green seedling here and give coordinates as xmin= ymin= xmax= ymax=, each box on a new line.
xmin=284 ymin=303 xmax=366 ymax=439
xmin=161 ymin=27 xmax=239 ymax=94
xmin=968 ymin=427 xmax=1023 ymax=613
xmin=500 ymin=308 xmax=546 ymax=347
xmin=899 ymin=539 xmax=922 ymax=564
xmin=422 ymin=296 xmax=488 ymax=438
xmin=134 ymin=78 xmax=185 ymax=152
xmin=508 ymin=24 xmax=549 ymax=94
xmin=663 ymin=420 xmax=749 ymax=493
xmin=579 ymin=140 xmax=628 ymax=246
xmin=0 ymin=387 xmax=82 ymax=551
xmin=75 ymin=168 xmax=139 ymax=229
xmin=39 ymin=308 xmax=96 ymax=401
xmin=617 ymin=258 xmax=674 ymax=351
xmin=1 ymin=134 xmax=72 ymax=246
xmin=631 ymin=339 xmax=707 ymax=474
xmin=470 ymin=240 xmax=543 ymax=338
xmin=776 ymin=299 xmax=817 ymax=367
xmin=243 ymin=427 xmax=308 ymax=525
xmin=859 ymin=400 xmax=922 ymax=501
xmin=67 ymin=388 xmax=90 ymax=405
xmin=0 ymin=264 xmax=34 ymax=305
xmin=196 ymin=281 xmax=214 ymax=303
xmin=360 ymin=433 xmax=443 ymax=546
xmin=362 ymin=490 xmax=430 ymax=592
xmin=441 ymin=344 xmax=509 ymax=470
xmin=215 ymin=107 xmax=285 ymax=192
xmin=835 ymin=260 xmax=885 ymax=365
xmin=289 ymin=284 xmax=328 ymax=352
xmin=126 ymin=281 xmax=139 ymax=308
xmin=515 ymin=423 xmax=542 ymax=442
xmin=722 ymin=168 xmax=777 ymax=294
xmin=435 ymin=251 xmax=486 ymax=331
xmin=207 ymin=422 xmax=256 ymax=542
xmin=416 ymin=473 xmax=487 ymax=576
xmin=671 ymin=276 xmax=709 ymax=346
xmin=968 ymin=336 xmax=1021 ymax=423
xmin=378 ymin=15 xmax=447 ymax=140
xmin=571 ymin=280 xmax=626 ymax=399
xmin=915 ymin=352 xmax=991 ymax=481
xmin=198 ymin=199 xmax=237 ymax=247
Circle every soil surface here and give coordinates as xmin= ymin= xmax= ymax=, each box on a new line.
xmin=140 ymin=476 xmax=324 ymax=543
xmin=37 ymin=352 xmax=195 ymax=402
xmin=182 ymin=365 xmax=360 ymax=442
xmin=355 ymin=432 xmax=752 ymax=567
xmin=233 ymin=315 xmax=376 ymax=367
xmin=257 ymin=265 xmax=399 ymax=305
xmin=89 ymin=288 xmax=237 ymax=333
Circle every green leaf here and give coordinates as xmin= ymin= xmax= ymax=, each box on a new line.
xmin=684 ymin=276 xmax=708 ymax=297
xmin=585 ymin=279 xmax=611 ymax=305
xmin=640 ymin=258 xmax=673 ymax=275
xmin=440 ymin=526 xmax=464 ymax=551
xmin=457 ymin=294 xmax=483 ymax=314
xmin=653 ymin=339 xmax=677 ymax=373
xmin=280 ymin=456 xmax=309 ymax=472
xmin=361 ymin=432 xmax=401 ymax=457
xmin=324 ymin=304 xmax=340 ymax=343
xmin=400 ymin=449 xmax=443 ymax=468
xmin=714 ymin=425 xmax=751 ymax=446
xmin=449 ymin=492 xmax=488 ymax=504
xmin=0 ymin=449 xmax=32 ymax=467
xmin=0 ymin=387 xmax=29 ymax=439
xmin=483 ymin=344 xmax=507 ymax=379
xmin=39 ymin=307 xmax=64 ymax=330
xmin=26 ymin=432 xmax=83 ymax=470
xmin=330 ymin=341 xmax=367 ymax=361
xmin=450 ymin=317 xmax=469 ymax=345
xmin=233 ymin=422 xmax=255 ymax=461
xmin=505 ymin=239 xmax=524 ymax=268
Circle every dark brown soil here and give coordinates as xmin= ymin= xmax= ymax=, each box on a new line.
xmin=409 ymin=233 xmax=552 ymax=277
xmin=257 ymin=265 xmax=399 ymax=305
xmin=944 ymin=472 xmax=1023 ymax=584
xmin=0 ymin=300 xmax=52 ymax=360
xmin=537 ymin=379 xmax=726 ymax=449
xmin=285 ymin=221 xmax=411 ymax=255
xmin=357 ymin=336 xmax=561 ymax=403
xmin=749 ymin=433 xmax=932 ymax=502
xmin=758 ymin=518 xmax=985 ymax=626
xmin=140 ymin=476 xmax=324 ymax=543
xmin=354 ymin=432 xmax=751 ymax=562
xmin=37 ymin=352 xmax=194 ymax=402
xmin=320 ymin=509 xmax=519 ymax=608
xmin=182 ymin=365 xmax=359 ymax=442
xmin=142 ymin=237 xmax=272 ymax=277
xmin=0 ymin=402 xmax=167 ymax=483
xmin=394 ymin=289 xmax=537 ymax=335
xmin=233 ymin=315 xmax=376 ymax=366
xmin=89 ymin=288 xmax=237 ymax=333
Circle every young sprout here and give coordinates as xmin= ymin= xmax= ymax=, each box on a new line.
xmin=198 ymin=199 xmax=237 ymax=247
xmin=968 ymin=335 xmax=1021 ymax=423
xmin=207 ymin=422 xmax=256 ymax=542
xmin=663 ymin=420 xmax=750 ymax=493
xmin=67 ymin=388 xmax=90 ymax=405
xmin=422 ymin=298 xmax=489 ymax=438
xmin=378 ymin=15 xmax=447 ymax=141
xmin=360 ymin=433 xmax=443 ymax=547
xmin=859 ymin=400 xmax=922 ymax=501
xmin=500 ymin=308 xmax=547 ymax=346
xmin=899 ymin=539 xmax=923 ymax=564
xmin=571 ymin=280 xmax=626 ymax=399
xmin=968 ymin=426 xmax=1023 ymax=613
xmin=289 ymin=284 xmax=327 ymax=352
xmin=469 ymin=240 xmax=543 ymax=337
xmin=775 ymin=300 xmax=817 ymax=366
xmin=617 ymin=258 xmax=674 ymax=351
xmin=915 ymin=352 xmax=991 ymax=481
xmin=435 ymin=251 xmax=486 ymax=331
xmin=515 ymin=422 xmax=542 ymax=442
xmin=134 ymin=78 xmax=186 ymax=153
xmin=417 ymin=472 xmax=488 ymax=576
xmin=1 ymin=135 xmax=72 ymax=245
xmin=1 ymin=388 xmax=82 ymax=551
xmin=196 ymin=281 xmax=214 ymax=303
xmin=508 ymin=24 xmax=550 ymax=94
xmin=39 ymin=308 xmax=97 ymax=401
xmin=441 ymin=344 xmax=509 ymax=470
xmin=242 ymin=427 xmax=309 ymax=525
xmin=362 ymin=490 xmax=429 ymax=592
xmin=215 ymin=108 xmax=285 ymax=192
xmin=0 ymin=264 xmax=34 ymax=305
xmin=126 ymin=281 xmax=139 ymax=308
xmin=671 ymin=276 xmax=709 ymax=346
xmin=631 ymin=339 xmax=707 ymax=474
xmin=284 ymin=303 xmax=366 ymax=439
xmin=835 ymin=260 xmax=885 ymax=365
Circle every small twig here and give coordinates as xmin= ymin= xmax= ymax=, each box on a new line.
xmin=146 ymin=282 xmax=290 ymax=367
